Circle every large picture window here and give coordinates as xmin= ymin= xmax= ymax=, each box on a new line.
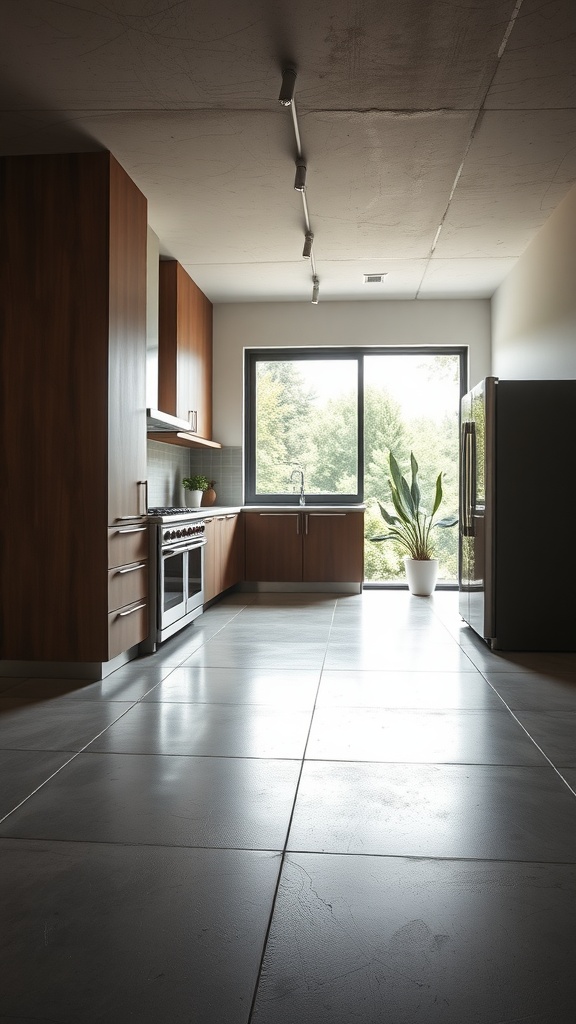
xmin=245 ymin=346 xmax=467 ymax=583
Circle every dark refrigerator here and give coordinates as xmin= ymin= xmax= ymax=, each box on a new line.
xmin=459 ymin=376 xmax=576 ymax=651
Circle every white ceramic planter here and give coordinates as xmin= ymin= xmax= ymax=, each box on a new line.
xmin=404 ymin=557 xmax=438 ymax=596
xmin=185 ymin=489 xmax=203 ymax=508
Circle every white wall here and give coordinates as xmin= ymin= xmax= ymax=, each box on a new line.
xmin=492 ymin=182 xmax=576 ymax=379
xmin=213 ymin=299 xmax=491 ymax=445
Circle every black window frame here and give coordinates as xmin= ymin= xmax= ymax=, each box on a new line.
xmin=244 ymin=346 xmax=468 ymax=507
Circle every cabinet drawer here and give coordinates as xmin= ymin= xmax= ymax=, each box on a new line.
xmin=108 ymin=561 xmax=148 ymax=613
xmin=108 ymin=523 xmax=149 ymax=568
xmin=108 ymin=599 xmax=148 ymax=659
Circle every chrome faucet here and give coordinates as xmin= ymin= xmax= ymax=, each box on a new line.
xmin=290 ymin=468 xmax=305 ymax=506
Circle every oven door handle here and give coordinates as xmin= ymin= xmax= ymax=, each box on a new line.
xmin=162 ymin=538 xmax=207 ymax=557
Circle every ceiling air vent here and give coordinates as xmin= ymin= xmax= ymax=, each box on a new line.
xmin=363 ymin=273 xmax=388 ymax=284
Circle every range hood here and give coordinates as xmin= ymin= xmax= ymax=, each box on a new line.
xmin=146 ymin=409 xmax=222 ymax=449
xmin=147 ymin=408 xmax=198 ymax=432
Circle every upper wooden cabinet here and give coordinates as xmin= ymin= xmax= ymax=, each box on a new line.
xmin=158 ymin=260 xmax=213 ymax=439
xmin=0 ymin=151 xmax=148 ymax=665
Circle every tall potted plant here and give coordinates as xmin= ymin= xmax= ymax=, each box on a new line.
xmin=370 ymin=452 xmax=458 ymax=595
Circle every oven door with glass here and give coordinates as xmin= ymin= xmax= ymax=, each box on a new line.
xmin=158 ymin=536 xmax=206 ymax=641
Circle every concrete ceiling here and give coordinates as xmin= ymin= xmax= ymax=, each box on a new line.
xmin=1 ymin=0 xmax=575 ymax=302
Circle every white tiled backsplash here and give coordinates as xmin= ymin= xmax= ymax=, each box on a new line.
xmin=147 ymin=441 xmax=243 ymax=507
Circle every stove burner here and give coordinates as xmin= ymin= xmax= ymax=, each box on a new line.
xmin=148 ymin=506 xmax=194 ymax=515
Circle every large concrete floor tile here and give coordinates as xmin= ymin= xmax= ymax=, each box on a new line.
xmin=0 ymin=749 xmax=75 ymax=819
xmin=182 ymin=640 xmax=328 ymax=670
xmin=324 ymin=643 xmax=477 ymax=672
xmin=251 ymin=853 xmax=576 ymax=1024
xmin=142 ymin=666 xmax=320 ymax=708
xmin=0 ymin=753 xmax=300 ymax=849
xmin=1 ymin=666 xmax=170 ymax=702
xmin=86 ymin=702 xmax=312 ymax=757
xmin=306 ymin=707 xmax=546 ymax=764
xmin=0 ymin=839 xmax=280 ymax=1024
xmin=287 ymin=760 xmax=576 ymax=860
xmin=513 ymin=710 xmax=576 ymax=767
xmin=0 ymin=698 xmax=134 ymax=752
xmin=316 ymin=669 xmax=498 ymax=709
xmin=218 ymin=623 xmax=332 ymax=643
xmin=460 ymin=641 xmax=576 ymax=676
xmin=485 ymin=671 xmax=576 ymax=711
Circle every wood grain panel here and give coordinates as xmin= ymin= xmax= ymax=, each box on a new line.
xmin=108 ymin=561 xmax=148 ymax=612
xmin=108 ymin=524 xmax=149 ymax=569
xmin=244 ymin=513 xmax=303 ymax=582
xmin=157 ymin=260 xmax=213 ymax=437
xmin=158 ymin=260 xmax=179 ymax=415
xmin=202 ymin=517 xmax=219 ymax=603
xmin=0 ymin=152 xmax=148 ymax=663
xmin=108 ymin=155 xmax=148 ymax=524
xmin=303 ymin=512 xmax=365 ymax=582
xmin=108 ymin=600 xmax=148 ymax=659
xmin=221 ymin=514 xmax=244 ymax=591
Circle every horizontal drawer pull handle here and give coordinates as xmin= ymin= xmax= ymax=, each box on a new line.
xmin=116 ymin=526 xmax=147 ymax=534
xmin=118 ymin=603 xmax=146 ymax=617
xmin=258 ymin=513 xmax=299 ymax=517
xmin=309 ymin=513 xmax=346 ymax=517
xmin=116 ymin=563 xmax=147 ymax=575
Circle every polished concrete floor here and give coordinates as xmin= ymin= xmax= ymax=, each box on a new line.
xmin=1 ymin=590 xmax=576 ymax=1023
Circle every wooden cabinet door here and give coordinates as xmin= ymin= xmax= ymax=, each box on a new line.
xmin=221 ymin=514 xmax=244 ymax=591
xmin=107 ymin=155 xmax=148 ymax=525
xmin=303 ymin=512 xmax=365 ymax=583
xmin=158 ymin=261 xmax=213 ymax=437
xmin=203 ymin=517 xmax=220 ymax=603
xmin=244 ymin=513 xmax=303 ymax=582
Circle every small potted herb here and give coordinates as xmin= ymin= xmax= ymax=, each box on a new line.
xmin=183 ymin=474 xmax=210 ymax=508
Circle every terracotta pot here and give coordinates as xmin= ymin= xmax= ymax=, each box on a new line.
xmin=202 ymin=485 xmax=217 ymax=506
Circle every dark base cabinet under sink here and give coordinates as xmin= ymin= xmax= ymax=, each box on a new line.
xmin=244 ymin=510 xmax=364 ymax=585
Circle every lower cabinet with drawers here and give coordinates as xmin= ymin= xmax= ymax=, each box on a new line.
xmin=107 ymin=520 xmax=149 ymax=660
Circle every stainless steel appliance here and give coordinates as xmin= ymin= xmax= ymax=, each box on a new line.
xmin=459 ymin=377 xmax=576 ymax=651
xmin=147 ymin=508 xmax=206 ymax=646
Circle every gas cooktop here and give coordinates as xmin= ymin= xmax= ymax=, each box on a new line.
xmin=148 ymin=506 xmax=193 ymax=516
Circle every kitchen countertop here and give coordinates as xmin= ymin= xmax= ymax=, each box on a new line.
xmin=171 ymin=504 xmax=366 ymax=519
xmin=242 ymin=504 xmax=366 ymax=512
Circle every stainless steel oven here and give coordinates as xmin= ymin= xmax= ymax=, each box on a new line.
xmin=147 ymin=509 xmax=207 ymax=646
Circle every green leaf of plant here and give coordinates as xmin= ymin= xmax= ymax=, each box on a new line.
xmin=435 ymin=515 xmax=458 ymax=528
xmin=431 ymin=472 xmax=443 ymax=517
xmin=409 ymin=452 xmax=421 ymax=511
xmin=377 ymin=502 xmax=399 ymax=526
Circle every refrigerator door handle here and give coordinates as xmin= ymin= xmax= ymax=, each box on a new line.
xmin=460 ymin=422 xmax=475 ymax=536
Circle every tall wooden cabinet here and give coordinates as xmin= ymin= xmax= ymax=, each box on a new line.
xmin=158 ymin=260 xmax=213 ymax=438
xmin=0 ymin=151 xmax=148 ymax=668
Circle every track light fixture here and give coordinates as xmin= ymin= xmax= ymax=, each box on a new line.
xmin=278 ymin=67 xmax=297 ymax=106
xmin=278 ymin=67 xmax=320 ymax=299
xmin=294 ymin=161 xmax=307 ymax=192
xmin=303 ymin=232 xmax=314 ymax=259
